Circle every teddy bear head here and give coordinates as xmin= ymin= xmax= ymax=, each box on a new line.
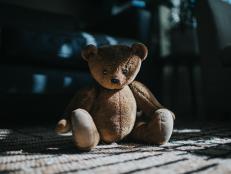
xmin=81 ymin=43 xmax=148 ymax=89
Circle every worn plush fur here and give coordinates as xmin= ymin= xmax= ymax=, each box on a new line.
xmin=56 ymin=43 xmax=175 ymax=150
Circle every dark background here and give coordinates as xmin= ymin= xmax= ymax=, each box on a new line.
xmin=0 ymin=0 xmax=231 ymax=127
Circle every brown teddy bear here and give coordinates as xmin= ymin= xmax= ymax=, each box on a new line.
xmin=56 ymin=43 xmax=175 ymax=150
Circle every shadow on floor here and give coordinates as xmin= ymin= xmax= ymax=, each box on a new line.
xmin=0 ymin=123 xmax=231 ymax=159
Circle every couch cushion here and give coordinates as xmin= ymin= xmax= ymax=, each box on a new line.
xmin=0 ymin=64 xmax=95 ymax=123
xmin=0 ymin=65 xmax=94 ymax=94
xmin=1 ymin=28 xmax=136 ymax=70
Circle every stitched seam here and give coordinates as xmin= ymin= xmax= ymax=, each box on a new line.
xmin=119 ymin=90 xmax=122 ymax=138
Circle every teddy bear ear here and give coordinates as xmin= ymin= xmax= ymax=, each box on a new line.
xmin=81 ymin=44 xmax=98 ymax=61
xmin=131 ymin=43 xmax=148 ymax=61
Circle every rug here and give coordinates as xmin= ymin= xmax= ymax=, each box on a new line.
xmin=0 ymin=123 xmax=231 ymax=174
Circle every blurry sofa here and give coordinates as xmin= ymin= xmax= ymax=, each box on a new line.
xmin=0 ymin=0 xmax=153 ymax=126
xmin=0 ymin=28 xmax=136 ymax=126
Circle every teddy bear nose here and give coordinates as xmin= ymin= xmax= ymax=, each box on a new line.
xmin=111 ymin=78 xmax=120 ymax=84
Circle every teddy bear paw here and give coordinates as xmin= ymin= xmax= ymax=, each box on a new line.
xmin=149 ymin=108 xmax=174 ymax=144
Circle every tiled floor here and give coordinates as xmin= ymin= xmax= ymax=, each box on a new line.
xmin=0 ymin=123 xmax=231 ymax=174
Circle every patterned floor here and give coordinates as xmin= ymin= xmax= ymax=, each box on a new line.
xmin=0 ymin=123 xmax=231 ymax=174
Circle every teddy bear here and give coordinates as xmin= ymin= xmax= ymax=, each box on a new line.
xmin=56 ymin=43 xmax=175 ymax=151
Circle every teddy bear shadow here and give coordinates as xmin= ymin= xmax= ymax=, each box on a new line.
xmin=0 ymin=128 xmax=147 ymax=155
xmin=0 ymin=128 xmax=78 ymax=155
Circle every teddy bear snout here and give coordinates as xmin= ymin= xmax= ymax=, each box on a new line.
xmin=111 ymin=78 xmax=120 ymax=84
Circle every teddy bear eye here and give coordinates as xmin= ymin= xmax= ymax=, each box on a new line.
xmin=103 ymin=69 xmax=107 ymax=75
xmin=122 ymin=69 xmax=128 ymax=75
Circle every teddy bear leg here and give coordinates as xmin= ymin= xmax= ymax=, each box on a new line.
xmin=55 ymin=118 xmax=71 ymax=133
xmin=130 ymin=109 xmax=174 ymax=145
xmin=71 ymin=108 xmax=100 ymax=151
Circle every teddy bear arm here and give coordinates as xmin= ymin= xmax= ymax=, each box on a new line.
xmin=129 ymin=81 xmax=175 ymax=144
xmin=65 ymin=86 xmax=97 ymax=115
xmin=129 ymin=81 xmax=163 ymax=117
xmin=55 ymin=86 xmax=97 ymax=134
